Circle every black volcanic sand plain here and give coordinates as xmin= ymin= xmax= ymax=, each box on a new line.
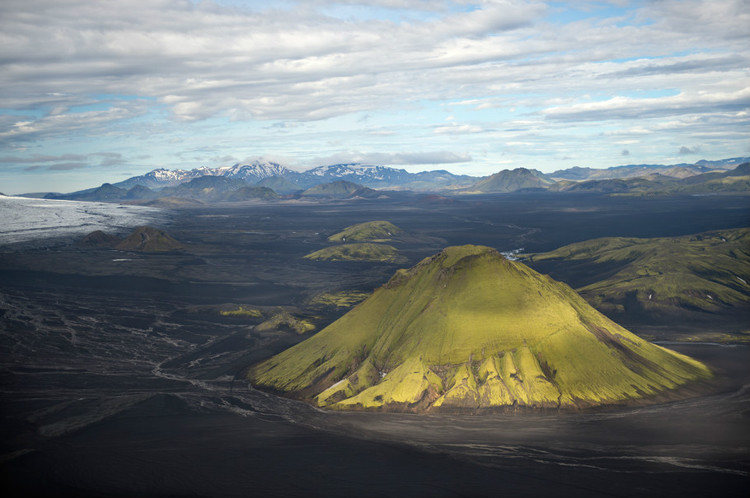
xmin=1 ymin=192 xmax=749 ymax=497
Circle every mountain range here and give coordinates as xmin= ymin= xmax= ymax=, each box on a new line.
xmin=39 ymin=157 xmax=750 ymax=202
xmin=110 ymin=156 xmax=748 ymax=191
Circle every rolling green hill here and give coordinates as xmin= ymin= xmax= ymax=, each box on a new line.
xmin=327 ymin=221 xmax=403 ymax=243
xmin=526 ymin=228 xmax=750 ymax=318
xmin=304 ymin=243 xmax=404 ymax=263
xmin=250 ymin=245 xmax=709 ymax=412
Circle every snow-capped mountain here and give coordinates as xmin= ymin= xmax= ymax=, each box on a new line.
xmin=115 ymin=161 xmax=292 ymax=189
xmin=114 ymin=161 xmax=467 ymax=191
xmin=108 ymin=156 xmax=750 ymax=195
xmin=211 ymin=161 xmax=291 ymax=181
xmin=296 ymin=164 xmax=414 ymax=188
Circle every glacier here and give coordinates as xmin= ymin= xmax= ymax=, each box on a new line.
xmin=0 ymin=195 xmax=163 ymax=246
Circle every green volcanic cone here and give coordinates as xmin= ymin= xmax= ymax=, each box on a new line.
xmin=249 ymin=245 xmax=710 ymax=411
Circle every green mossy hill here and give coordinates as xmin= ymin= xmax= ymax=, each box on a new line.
xmin=304 ymin=243 xmax=404 ymax=263
xmin=115 ymin=226 xmax=183 ymax=253
xmin=526 ymin=228 xmax=750 ymax=315
xmin=327 ymin=221 xmax=403 ymax=243
xmin=250 ymin=245 xmax=710 ymax=412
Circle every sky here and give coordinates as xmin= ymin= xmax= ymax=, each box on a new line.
xmin=0 ymin=0 xmax=748 ymax=194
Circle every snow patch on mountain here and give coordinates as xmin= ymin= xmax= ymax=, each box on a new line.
xmin=116 ymin=161 xmax=292 ymax=189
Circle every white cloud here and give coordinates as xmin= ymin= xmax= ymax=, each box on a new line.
xmin=434 ymin=123 xmax=484 ymax=134
xmin=1 ymin=0 xmax=749 ymax=187
xmin=543 ymin=88 xmax=750 ymax=122
xmin=312 ymin=150 xmax=472 ymax=166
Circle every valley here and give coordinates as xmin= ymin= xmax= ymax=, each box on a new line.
xmin=1 ymin=192 xmax=749 ymax=496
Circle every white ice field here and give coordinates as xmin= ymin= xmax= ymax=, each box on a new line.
xmin=0 ymin=195 xmax=163 ymax=246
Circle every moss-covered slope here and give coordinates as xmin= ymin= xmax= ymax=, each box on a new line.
xmin=327 ymin=221 xmax=403 ymax=243
xmin=304 ymin=243 xmax=404 ymax=263
xmin=526 ymin=228 xmax=750 ymax=316
xmin=250 ymin=245 xmax=709 ymax=411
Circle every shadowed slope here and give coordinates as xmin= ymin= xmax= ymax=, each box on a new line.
xmin=250 ymin=246 xmax=710 ymax=411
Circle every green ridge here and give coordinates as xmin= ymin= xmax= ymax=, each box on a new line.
xmin=250 ymin=245 xmax=710 ymax=411
xmin=304 ymin=243 xmax=404 ymax=263
xmin=327 ymin=221 xmax=403 ymax=242
xmin=527 ymin=228 xmax=750 ymax=315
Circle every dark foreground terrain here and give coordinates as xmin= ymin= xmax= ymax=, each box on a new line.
xmin=1 ymin=193 xmax=749 ymax=497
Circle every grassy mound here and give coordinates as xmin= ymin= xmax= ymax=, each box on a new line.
xmin=327 ymin=221 xmax=403 ymax=243
xmin=304 ymin=243 xmax=404 ymax=263
xmin=250 ymin=245 xmax=710 ymax=412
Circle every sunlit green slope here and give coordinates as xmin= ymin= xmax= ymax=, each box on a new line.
xmin=527 ymin=228 xmax=750 ymax=315
xmin=327 ymin=221 xmax=403 ymax=242
xmin=250 ymin=245 xmax=709 ymax=411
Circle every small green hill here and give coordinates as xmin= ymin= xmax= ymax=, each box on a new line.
xmin=115 ymin=226 xmax=183 ymax=252
xmin=304 ymin=243 xmax=404 ymax=263
xmin=526 ymin=228 xmax=750 ymax=317
xmin=327 ymin=221 xmax=403 ymax=243
xmin=250 ymin=245 xmax=709 ymax=412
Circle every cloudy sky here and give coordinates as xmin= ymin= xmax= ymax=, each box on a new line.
xmin=1 ymin=0 xmax=748 ymax=194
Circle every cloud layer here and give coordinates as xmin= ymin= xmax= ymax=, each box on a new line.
xmin=1 ymin=0 xmax=748 ymax=192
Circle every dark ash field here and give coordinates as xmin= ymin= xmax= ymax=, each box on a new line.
xmin=1 ymin=192 xmax=749 ymax=497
